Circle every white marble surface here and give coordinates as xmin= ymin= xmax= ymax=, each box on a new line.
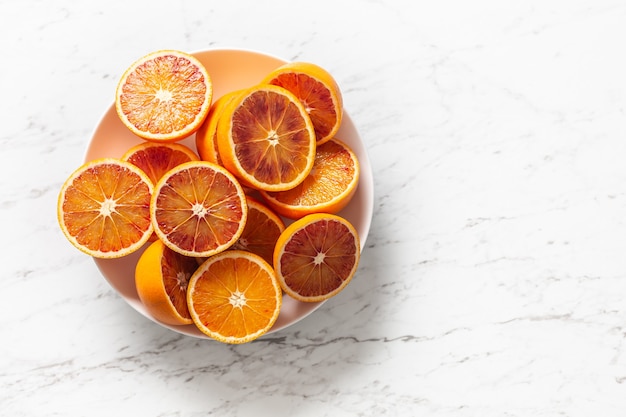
xmin=3 ymin=0 xmax=626 ymax=415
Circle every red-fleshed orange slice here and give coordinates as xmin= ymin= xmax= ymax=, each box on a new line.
xmin=273 ymin=213 xmax=360 ymax=302
xmin=57 ymin=158 xmax=153 ymax=258
xmin=115 ymin=50 xmax=212 ymax=142
xmin=121 ymin=142 xmax=199 ymax=184
xmin=150 ymin=160 xmax=247 ymax=257
xmin=216 ymin=84 xmax=316 ymax=192
xmin=135 ymin=239 xmax=198 ymax=325
xmin=261 ymin=61 xmax=343 ymax=145
xmin=230 ymin=196 xmax=285 ymax=265
xmin=260 ymin=138 xmax=359 ymax=219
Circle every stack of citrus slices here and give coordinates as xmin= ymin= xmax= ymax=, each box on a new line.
xmin=57 ymin=50 xmax=362 ymax=344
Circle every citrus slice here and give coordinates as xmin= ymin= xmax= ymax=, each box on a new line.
xmin=273 ymin=213 xmax=360 ymax=302
xmin=230 ymin=196 xmax=285 ymax=265
xmin=261 ymin=62 xmax=343 ymax=145
xmin=260 ymin=138 xmax=360 ymax=219
xmin=121 ymin=142 xmax=199 ymax=184
xmin=187 ymin=250 xmax=282 ymax=344
xmin=151 ymin=160 xmax=247 ymax=257
xmin=135 ymin=239 xmax=197 ymax=325
xmin=57 ymin=158 xmax=153 ymax=258
xmin=216 ymin=84 xmax=316 ymax=191
xmin=195 ymin=90 xmax=241 ymax=165
xmin=115 ymin=50 xmax=212 ymax=142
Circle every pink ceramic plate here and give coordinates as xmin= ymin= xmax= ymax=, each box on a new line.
xmin=85 ymin=48 xmax=374 ymax=338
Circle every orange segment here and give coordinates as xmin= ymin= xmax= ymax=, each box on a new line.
xmin=260 ymin=138 xmax=360 ymax=219
xmin=121 ymin=142 xmax=199 ymax=184
xmin=273 ymin=213 xmax=360 ymax=302
xmin=231 ymin=196 xmax=285 ymax=265
xmin=261 ymin=62 xmax=343 ymax=145
xmin=135 ymin=239 xmax=197 ymax=325
xmin=151 ymin=161 xmax=247 ymax=257
xmin=195 ymin=90 xmax=241 ymax=165
xmin=57 ymin=158 xmax=153 ymax=258
xmin=115 ymin=50 xmax=212 ymax=142
xmin=187 ymin=250 xmax=282 ymax=344
xmin=216 ymin=84 xmax=316 ymax=191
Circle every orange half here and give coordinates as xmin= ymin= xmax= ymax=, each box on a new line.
xmin=151 ymin=161 xmax=247 ymax=257
xmin=121 ymin=141 xmax=199 ymax=185
xmin=261 ymin=61 xmax=343 ymax=145
xmin=57 ymin=158 xmax=153 ymax=258
xmin=135 ymin=239 xmax=197 ymax=325
xmin=273 ymin=213 xmax=360 ymax=302
xmin=195 ymin=90 xmax=241 ymax=165
xmin=187 ymin=250 xmax=282 ymax=344
xmin=230 ymin=196 xmax=285 ymax=265
xmin=216 ymin=84 xmax=316 ymax=192
xmin=115 ymin=50 xmax=212 ymax=142
xmin=260 ymin=138 xmax=360 ymax=219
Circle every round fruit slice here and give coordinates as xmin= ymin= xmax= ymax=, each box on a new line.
xmin=151 ymin=160 xmax=247 ymax=257
xmin=216 ymin=84 xmax=316 ymax=192
xmin=115 ymin=50 xmax=212 ymax=142
xmin=187 ymin=250 xmax=282 ymax=344
xmin=57 ymin=158 xmax=153 ymax=258
xmin=230 ymin=196 xmax=285 ymax=265
xmin=273 ymin=213 xmax=360 ymax=302
xmin=121 ymin=142 xmax=199 ymax=184
xmin=261 ymin=61 xmax=343 ymax=145
xmin=135 ymin=239 xmax=197 ymax=325
xmin=195 ymin=90 xmax=241 ymax=165
xmin=260 ymin=138 xmax=360 ymax=219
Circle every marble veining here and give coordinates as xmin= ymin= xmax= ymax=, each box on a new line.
xmin=2 ymin=0 xmax=626 ymax=415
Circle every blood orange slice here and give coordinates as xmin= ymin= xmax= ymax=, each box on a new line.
xmin=135 ymin=239 xmax=197 ymax=325
xmin=260 ymin=138 xmax=360 ymax=219
xmin=261 ymin=61 xmax=342 ymax=145
xmin=115 ymin=50 xmax=212 ymax=142
xmin=151 ymin=161 xmax=247 ymax=257
xmin=57 ymin=158 xmax=153 ymax=258
xmin=216 ymin=84 xmax=316 ymax=191
xmin=273 ymin=213 xmax=360 ymax=302
xmin=121 ymin=142 xmax=199 ymax=185
xmin=230 ymin=196 xmax=285 ymax=265
xmin=187 ymin=250 xmax=282 ymax=344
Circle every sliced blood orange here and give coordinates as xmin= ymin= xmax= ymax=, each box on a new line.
xmin=187 ymin=250 xmax=282 ymax=344
xmin=273 ymin=213 xmax=360 ymax=302
xmin=135 ymin=239 xmax=197 ymax=325
xmin=121 ymin=142 xmax=199 ymax=185
xmin=115 ymin=50 xmax=212 ymax=142
xmin=261 ymin=61 xmax=343 ymax=145
xmin=151 ymin=160 xmax=247 ymax=257
xmin=195 ymin=90 xmax=241 ymax=165
xmin=216 ymin=84 xmax=316 ymax=192
xmin=230 ymin=196 xmax=285 ymax=265
xmin=123 ymin=142 xmax=200 ymax=242
xmin=57 ymin=158 xmax=153 ymax=258
xmin=260 ymin=138 xmax=360 ymax=219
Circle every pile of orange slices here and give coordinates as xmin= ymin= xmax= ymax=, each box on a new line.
xmin=57 ymin=50 xmax=361 ymax=344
